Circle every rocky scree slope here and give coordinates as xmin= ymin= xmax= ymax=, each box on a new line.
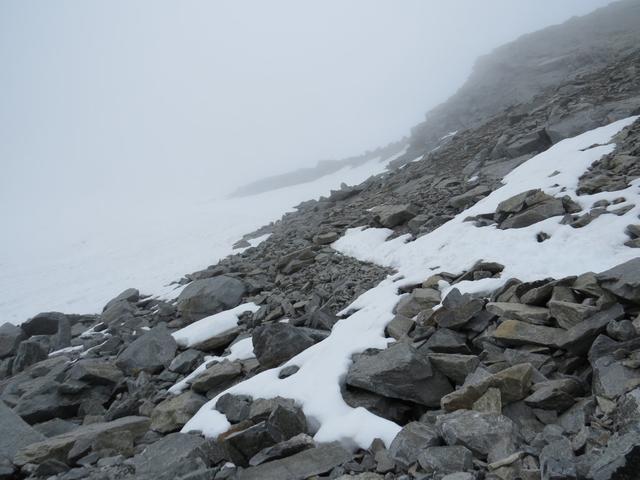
xmin=3 ymin=11 xmax=640 ymax=480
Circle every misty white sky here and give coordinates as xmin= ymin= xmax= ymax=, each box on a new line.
xmin=1 ymin=0 xmax=612 ymax=222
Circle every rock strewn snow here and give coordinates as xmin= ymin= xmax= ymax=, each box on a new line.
xmin=183 ymin=116 xmax=639 ymax=449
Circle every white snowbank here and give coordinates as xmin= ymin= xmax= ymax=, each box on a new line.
xmin=172 ymin=303 xmax=259 ymax=348
xmin=183 ymin=116 xmax=639 ymax=450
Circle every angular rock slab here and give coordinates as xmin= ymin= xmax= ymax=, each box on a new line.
xmin=236 ymin=442 xmax=352 ymax=480
xmin=177 ymin=276 xmax=246 ymax=322
xmin=0 ymin=400 xmax=45 ymax=460
xmin=596 ymin=258 xmax=640 ymax=303
xmin=116 ymin=325 xmax=177 ymax=375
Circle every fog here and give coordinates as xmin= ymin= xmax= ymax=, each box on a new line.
xmin=0 ymin=0 xmax=614 ymax=321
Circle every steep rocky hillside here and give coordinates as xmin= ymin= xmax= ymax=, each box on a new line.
xmin=2 ymin=2 xmax=640 ymax=480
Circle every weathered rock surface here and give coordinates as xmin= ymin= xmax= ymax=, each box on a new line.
xmin=252 ymin=323 xmax=316 ymax=368
xmin=116 ymin=325 xmax=178 ymax=374
xmin=177 ymin=276 xmax=246 ymax=322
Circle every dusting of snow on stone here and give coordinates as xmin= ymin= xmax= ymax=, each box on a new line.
xmin=172 ymin=303 xmax=259 ymax=349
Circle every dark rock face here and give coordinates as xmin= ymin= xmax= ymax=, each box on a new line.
xmin=21 ymin=312 xmax=67 ymax=337
xmin=252 ymin=323 xmax=316 ymax=369
xmin=596 ymin=258 xmax=640 ymax=303
xmin=0 ymin=322 xmax=25 ymax=358
xmin=388 ymin=422 xmax=441 ymax=469
xmin=346 ymin=343 xmax=452 ymax=407
xmin=116 ymin=325 xmax=177 ymax=375
xmin=0 ymin=400 xmax=45 ymax=461
xmin=12 ymin=339 xmax=48 ymax=374
xmin=177 ymin=276 xmax=247 ymax=322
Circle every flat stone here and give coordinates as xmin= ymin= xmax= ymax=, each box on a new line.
xmin=492 ymin=320 xmax=563 ymax=347
xmin=385 ymin=315 xmax=414 ymax=340
xmin=486 ymin=302 xmax=550 ymax=325
xmin=14 ymin=416 xmax=150 ymax=466
xmin=169 ymin=349 xmax=204 ymax=374
xmin=548 ymin=300 xmax=598 ymax=329
xmin=346 ymin=343 xmax=452 ymax=407
xmin=473 ymin=387 xmax=502 ymax=414
xmin=370 ymin=204 xmax=416 ymax=228
xmin=21 ymin=312 xmax=67 ymax=337
xmin=427 ymin=353 xmax=480 ymax=385
xmin=423 ymin=328 xmax=471 ymax=354
xmin=235 ymin=441 xmax=352 ymax=480
xmin=249 ymin=433 xmax=315 ymax=466
xmin=66 ymin=359 xmax=123 ymax=386
xmin=12 ymin=340 xmax=48 ymax=374
xmin=388 ymin=421 xmax=441 ymax=469
xmin=252 ymin=323 xmax=315 ymax=369
xmin=540 ymin=437 xmax=577 ymax=480
xmin=588 ymin=430 xmax=640 ymax=480
xmin=556 ymin=304 xmax=625 ymax=355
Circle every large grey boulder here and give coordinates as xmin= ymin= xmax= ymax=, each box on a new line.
xmin=177 ymin=276 xmax=246 ymax=322
xmin=596 ymin=258 xmax=640 ymax=303
xmin=499 ymin=198 xmax=565 ymax=229
xmin=65 ymin=359 xmax=123 ymax=386
xmin=346 ymin=343 xmax=452 ymax=407
xmin=11 ymin=340 xmax=48 ymax=374
xmin=252 ymin=323 xmax=315 ymax=369
xmin=21 ymin=312 xmax=66 ymax=337
xmin=0 ymin=400 xmax=45 ymax=461
xmin=236 ymin=442 xmax=352 ymax=480
xmin=134 ymin=432 xmax=220 ymax=480
xmin=116 ymin=325 xmax=177 ymax=375
xmin=556 ymin=304 xmax=625 ymax=355
xmin=13 ymin=416 xmax=150 ymax=466
xmin=417 ymin=445 xmax=474 ymax=477
xmin=103 ymin=288 xmax=140 ymax=312
xmin=436 ymin=410 xmax=519 ymax=463
xmin=492 ymin=320 xmax=563 ymax=347
xmin=388 ymin=422 xmax=441 ymax=469
xmin=588 ymin=430 xmax=640 ymax=480
xmin=248 ymin=433 xmax=315 ymax=466
xmin=190 ymin=360 xmax=242 ymax=394
xmin=370 ymin=204 xmax=417 ymax=228
xmin=151 ymin=391 xmax=207 ymax=433
xmin=0 ymin=322 xmax=25 ymax=358
xmin=540 ymin=437 xmax=577 ymax=480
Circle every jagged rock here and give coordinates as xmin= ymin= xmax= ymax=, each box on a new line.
xmin=496 ymin=189 xmax=550 ymax=215
xmin=12 ymin=340 xmax=48 ymax=374
xmin=524 ymin=382 xmax=577 ymax=412
xmin=427 ymin=353 xmax=480 ymax=385
xmin=215 ymin=393 xmax=252 ymax=423
xmin=0 ymin=323 xmax=25 ymax=358
xmin=177 ymin=276 xmax=246 ymax=322
xmin=133 ymin=432 xmax=220 ymax=480
xmin=437 ymin=410 xmax=519 ymax=463
xmin=103 ymin=288 xmax=140 ymax=311
xmin=249 ymin=433 xmax=315 ymax=466
xmin=423 ymin=328 xmax=471 ymax=354
xmin=169 ymin=349 xmax=204 ymax=374
xmin=222 ymin=422 xmax=275 ymax=466
xmin=548 ymin=300 xmax=598 ymax=329
xmin=388 ymin=422 xmax=441 ymax=469
xmin=190 ymin=360 xmax=242 ymax=394
xmin=473 ymin=387 xmax=502 ymax=414
xmin=341 ymin=386 xmax=417 ymax=425
xmin=385 ymin=315 xmax=414 ymax=340
xmin=607 ymin=319 xmax=637 ymax=341
xmin=592 ymin=352 xmax=640 ymax=400
xmin=540 ymin=437 xmax=577 ymax=480
xmin=448 ymin=185 xmax=492 ymax=210
xmin=235 ymin=442 xmax=352 ymax=480
xmin=313 ymin=232 xmax=339 ymax=245
xmin=557 ymin=304 xmax=625 ymax=355
xmin=21 ymin=312 xmax=67 ymax=337
xmin=499 ymin=198 xmax=565 ymax=229
xmin=252 ymin=323 xmax=316 ymax=369
xmin=596 ymin=258 xmax=640 ymax=303
xmin=441 ymin=363 xmax=534 ymax=411
xmin=492 ymin=320 xmax=563 ymax=347
xmin=13 ymin=416 xmax=150 ymax=466
xmin=433 ymin=289 xmax=485 ymax=330
xmin=417 ymin=445 xmax=474 ymax=476
xmin=116 ymin=325 xmax=178 ymax=375
xmin=588 ymin=430 xmax=640 ymax=480
xmin=0 ymin=400 xmax=45 ymax=461
xmin=265 ymin=404 xmax=307 ymax=442
xmin=33 ymin=418 xmax=78 ymax=438
xmin=247 ymin=397 xmax=297 ymax=423
xmin=66 ymin=359 xmax=123 ymax=386
xmin=370 ymin=204 xmax=416 ymax=228
xmin=151 ymin=391 xmax=207 ymax=433
xmin=346 ymin=343 xmax=452 ymax=407
xmin=486 ymin=302 xmax=550 ymax=325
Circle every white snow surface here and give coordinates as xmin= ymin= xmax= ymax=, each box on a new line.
xmin=172 ymin=303 xmax=259 ymax=348
xmin=183 ymin=116 xmax=639 ymax=450
xmin=1 ymin=154 xmax=395 ymax=325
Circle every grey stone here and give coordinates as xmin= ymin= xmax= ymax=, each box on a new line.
xmin=472 ymin=387 xmax=502 ymax=414
xmin=346 ymin=343 xmax=452 ymax=407
xmin=103 ymin=288 xmax=140 ymax=312
xmin=222 ymin=421 xmax=276 ymax=467
xmin=0 ymin=322 xmax=25 ymax=358
xmin=151 ymin=391 xmax=207 ymax=433
xmin=492 ymin=320 xmax=562 ymax=347
xmin=215 ymin=393 xmax=252 ymax=423
xmin=524 ymin=386 xmax=576 ymax=412
xmin=33 ymin=418 xmax=79 ymax=438
xmin=235 ymin=442 xmax=352 ymax=480
xmin=169 ymin=349 xmax=204 ymax=374
xmin=607 ymin=319 xmax=637 ymax=341
xmin=436 ymin=410 xmax=519 ymax=463
xmin=177 ymin=276 xmax=246 ymax=322
xmin=499 ymin=198 xmax=565 ymax=229
xmin=0 ymin=400 xmax=45 ymax=460
xmin=417 ymin=445 xmax=474 ymax=476
xmin=14 ymin=416 xmax=150 ymax=466
xmin=313 ymin=232 xmax=339 ymax=245
xmin=596 ymin=258 xmax=640 ymax=303
xmin=385 ymin=315 xmax=414 ymax=339
xmin=252 ymin=323 xmax=316 ymax=369
xmin=266 ymin=404 xmax=307 ymax=443
xmin=548 ymin=300 xmax=598 ymax=329
xmin=248 ymin=433 xmax=315 ymax=466
xmin=423 ymin=328 xmax=471 ymax=354
xmin=66 ymin=359 xmax=123 ymax=386
xmin=588 ymin=430 xmax=640 ymax=480
xmin=370 ymin=204 xmax=416 ymax=228
xmin=592 ymin=353 xmax=640 ymax=399
xmin=427 ymin=353 xmax=480 ymax=385
xmin=12 ymin=340 xmax=48 ymax=374
xmin=116 ymin=325 xmax=178 ymax=375
xmin=190 ymin=360 xmax=242 ymax=394
xmin=496 ymin=189 xmax=549 ymax=215
xmin=21 ymin=312 xmax=67 ymax=337
xmin=486 ymin=302 xmax=550 ymax=325
xmin=388 ymin=421 xmax=441 ymax=469
xmin=557 ymin=304 xmax=625 ymax=355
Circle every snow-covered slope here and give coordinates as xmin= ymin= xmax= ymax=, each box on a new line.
xmin=182 ymin=116 xmax=639 ymax=449
xmin=0 ymin=155 xmax=396 ymax=325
